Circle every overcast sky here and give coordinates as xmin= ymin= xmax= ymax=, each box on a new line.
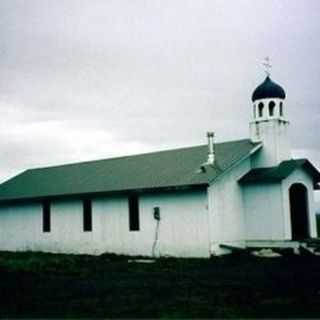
xmin=0 ymin=0 xmax=320 ymax=184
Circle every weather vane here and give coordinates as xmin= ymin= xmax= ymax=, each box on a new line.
xmin=263 ymin=56 xmax=272 ymax=77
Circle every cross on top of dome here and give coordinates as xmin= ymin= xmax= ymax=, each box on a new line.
xmin=263 ymin=57 xmax=272 ymax=77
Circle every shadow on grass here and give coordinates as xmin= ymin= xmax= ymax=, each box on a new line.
xmin=0 ymin=251 xmax=320 ymax=318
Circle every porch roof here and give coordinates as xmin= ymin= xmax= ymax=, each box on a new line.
xmin=239 ymin=159 xmax=320 ymax=189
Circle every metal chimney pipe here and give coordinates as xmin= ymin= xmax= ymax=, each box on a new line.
xmin=207 ymin=131 xmax=215 ymax=165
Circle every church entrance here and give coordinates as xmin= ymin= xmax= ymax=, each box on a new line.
xmin=289 ymin=183 xmax=309 ymax=240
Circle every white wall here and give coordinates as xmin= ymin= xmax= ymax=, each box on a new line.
xmin=207 ymin=158 xmax=251 ymax=254
xmin=95 ymin=190 xmax=210 ymax=257
xmin=0 ymin=203 xmax=43 ymax=251
xmin=282 ymin=167 xmax=317 ymax=239
xmin=243 ymin=183 xmax=285 ymax=240
xmin=250 ymin=119 xmax=291 ymax=168
xmin=0 ymin=189 xmax=210 ymax=257
xmin=243 ymin=167 xmax=317 ymax=241
xmin=0 ymin=201 xmax=103 ymax=254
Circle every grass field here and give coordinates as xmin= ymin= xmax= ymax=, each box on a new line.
xmin=1 ymin=250 xmax=320 ymax=318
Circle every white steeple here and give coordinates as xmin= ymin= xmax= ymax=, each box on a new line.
xmin=250 ymin=73 xmax=291 ymax=168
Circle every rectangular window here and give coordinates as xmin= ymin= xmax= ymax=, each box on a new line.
xmin=128 ymin=195 xmax=140 ymax=231
xmin=83 ymin=199 xmax=92 ymax=232
xmin=42 ymin=200 xmax=51 ymax=232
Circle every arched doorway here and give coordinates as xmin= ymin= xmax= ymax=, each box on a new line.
xmin=289 ymin=183 xmax=309 ymax=240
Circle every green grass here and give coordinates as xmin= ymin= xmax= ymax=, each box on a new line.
xmin=1 ymin=250 xmax=320 ymax=318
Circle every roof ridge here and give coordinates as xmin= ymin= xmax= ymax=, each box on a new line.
xmin=27 ymin=138 xmax=252 ymax=172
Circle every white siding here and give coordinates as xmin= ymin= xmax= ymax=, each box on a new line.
xmin=46 ymin=200 xmax=101 ymax=254
xmin=243 ymin=167 xmax=317 ymax=241
xmin=0 ymin=203 xmax=43 ymax=251
xmin=250 ymin=115 xmax=291 ymax=168
xmin=243 ymin=183 xmax=285 ymax=240
xmin=207 ymin=158 xmax=251 ymax=254
xmin=94 ymin=191 xmax=210 ymax=257
xmin=0 ymin=189 xmax=210 ymax=257
xmin=281 ymin=167 xmax=317 ymax=239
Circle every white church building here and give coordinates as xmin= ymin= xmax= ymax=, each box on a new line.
xmin=0 ymin=75 xmax=319 ymax=257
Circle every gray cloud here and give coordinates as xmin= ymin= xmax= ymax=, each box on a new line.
xmin=0 ymin=0 xmax=320 ymax=182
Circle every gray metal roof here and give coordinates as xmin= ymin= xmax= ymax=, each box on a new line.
xmin=0 ymin=139 xmax=260 ymax=203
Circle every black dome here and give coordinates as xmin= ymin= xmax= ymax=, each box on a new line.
xmin=252 ymin=76 xmax=286 ymax=102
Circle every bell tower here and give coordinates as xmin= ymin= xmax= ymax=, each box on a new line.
xmin=250 ymin=66 xmax=291 ymax=168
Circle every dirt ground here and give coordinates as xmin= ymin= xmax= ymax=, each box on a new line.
xmin=0 ymin=250 xmax=320 ymax=318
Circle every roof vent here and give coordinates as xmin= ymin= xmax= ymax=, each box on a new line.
xmin=207 ymin=132 xmax=215 ymax=165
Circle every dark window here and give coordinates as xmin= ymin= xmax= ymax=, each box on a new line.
xmin=42 ymin=200 xmax=51 ymax=232
xmin=83 ymin=199 xmax=92 ymax=232
xmin=269 ymin=101 xmax=276 ymax=116
xmin=129 ymin=195 xmax=140 ymax=231
xmin=280 ymin=102 xmax=283 ymax=116
xmin=258 ymin=102 xmax=264 ymax=117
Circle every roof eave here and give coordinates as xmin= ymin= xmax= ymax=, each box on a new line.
xmin=0 ymin=183 xmax=208 ymax=205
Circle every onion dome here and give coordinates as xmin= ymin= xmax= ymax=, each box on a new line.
xmin=252 ymin=76 xmax=286 ymax=102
